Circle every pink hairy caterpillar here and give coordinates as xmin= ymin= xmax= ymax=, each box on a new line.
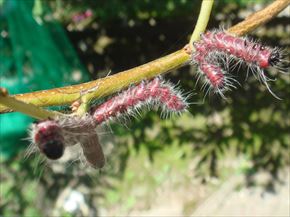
xmin=198 ymin=59 xmax=226 ymax=95
xmin=91 ymin=77 xmax=188 ymax=124
xmin=30 ymin=115 xmax=106 ymax=168
xmin=192 ymin=30 xmax=287 ymax=98
xmin=196 ymin=51 xmax=238 ymax=97
xmin=29 ymin=77 xmax=188 ymax=168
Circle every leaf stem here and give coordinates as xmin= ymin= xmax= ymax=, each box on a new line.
xmin=0 ymin=95 xmax=58 ymax=119
xmin=189 ymin=0 xmax=214 ymax=48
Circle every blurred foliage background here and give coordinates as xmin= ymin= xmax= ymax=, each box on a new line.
xmin=0 ymin=0 xmax=289 ymax=216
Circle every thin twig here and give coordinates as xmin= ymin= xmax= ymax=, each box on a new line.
xmin=189 ymin=0 xmax=214 ymax=48
xmin=0 ymin=95 xmax=58 ymax=119
xmin=228 ymin=0 xmax=290 ymax=36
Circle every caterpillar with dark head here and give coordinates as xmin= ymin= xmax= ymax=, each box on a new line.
xmin=29 ymin=77 xmax=188 ymax=169
xmin=192 ymin=30 xmax=287 ymax=99
xmin=31 ymin=115 xmax=106 ymax=169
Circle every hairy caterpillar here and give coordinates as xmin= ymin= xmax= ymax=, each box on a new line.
xmin=196 ymin=51 xmax=238 ymax=97
xmin=91 ymin=77 xmax=188 ymax=124
xmin=199 ymin=59 xmax=226 ymax=93
xmin=192 ymin=30 xmax=287 ymax=98
xmin=29 ymin=77 xmax=188 ymax=168
xmin=30 ymin=115 xmax=106 ymax=168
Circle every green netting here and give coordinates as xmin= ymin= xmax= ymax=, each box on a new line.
xmin=0 ymin=0 xmax=89 ymax=158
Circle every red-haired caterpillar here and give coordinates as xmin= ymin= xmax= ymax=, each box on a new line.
xmin=30 ymin=115 xmax=105 ymax=168
xmin=91 ymin=77 xmax=188 ymax=124
xmin=192 ymin=30 xmax=287 ymax=99
xmin=29 ymin=77 xmax=188 ymax=168
xmin=195 ymin=51 xmax=238 ymax=98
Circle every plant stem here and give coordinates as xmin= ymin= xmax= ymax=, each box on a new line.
xmin=0 ymin=95 xmax=58 ymax=119
xmin=228 ymin=0 xmax=290 ymax=35
xmin=189 ymin=0 xmax=214 ymax=49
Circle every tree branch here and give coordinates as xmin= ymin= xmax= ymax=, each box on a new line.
xmin=0 ymin=94 xmax=58 ymax=119
xmin=227 ymin=0 xmax=290 ymax=35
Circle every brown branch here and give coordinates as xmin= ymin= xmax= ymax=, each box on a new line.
xmin=0 ymin=0 xmax=289 ymax=114
xmin=228 ymin=0 xmax=290 ymax=36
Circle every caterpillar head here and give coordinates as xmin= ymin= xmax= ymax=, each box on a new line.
xmin=269 ymin=49 xmax=281 ymax=66
xmin=32 ymin=120 xmax=65 ymax=160
xmin=39 ymin=140 xmax=64 ymax=160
